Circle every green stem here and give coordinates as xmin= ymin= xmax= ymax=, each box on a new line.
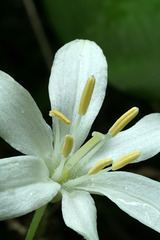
xmin=25 ymin=204 xmax=47 ymax=240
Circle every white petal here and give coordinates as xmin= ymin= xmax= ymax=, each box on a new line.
xmin=68 ymin=171 xmax=160 ymax=233
xmin=61 ymin=189 xmax=99 ymax=240
xmin=0 ymin=155 xmax=60 ymax=220
xmin=0 ymin=155 xmax=49 ymax=190
xmin=49 ymin=40 xmax=107 ymax=151
xmin=0 ymin=182 xmax=60 ymax=220
xmin=0 ymin=71 xmax=53 ymax=167
xmin=86 ymin=113 xmax=160 ymax=172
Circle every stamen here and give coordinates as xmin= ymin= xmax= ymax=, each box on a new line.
xmin=88 ymin=158 xmax=113 ymax=175
xmin=78 ymin=76 xmax=95 ymax=115
xmin=62 ymin=135 xmax=74 ymax=158
xmin=67 ymin=133 xmax=110 ymax=178
xmin=108 ymin=107 xmax=139 ymax=137
xmin=112 ymin=150 xmax=141 ymax=171
xmin=64 ymin=133 xmax=103 ymax=172
xmin=49 ymin=109 xmax=71 ymax=125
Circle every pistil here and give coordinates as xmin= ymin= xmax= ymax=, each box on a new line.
xmin=63 ymin=133 xmax=103 ymax=173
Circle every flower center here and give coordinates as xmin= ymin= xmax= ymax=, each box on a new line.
xmin=49 ymin=76 xmax=140 ymax=183
xmin=49 ymin=76 xmax=96 ymax=181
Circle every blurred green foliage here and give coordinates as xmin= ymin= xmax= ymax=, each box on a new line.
xmin=42 ymin=0 xmax=160 ymax=101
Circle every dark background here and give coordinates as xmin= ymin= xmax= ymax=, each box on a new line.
xmin=0 ymin=0 xmax=160 ymax=239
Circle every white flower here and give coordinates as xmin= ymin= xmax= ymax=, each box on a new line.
xmin=0 ymin=39 xmax=160 ymax=240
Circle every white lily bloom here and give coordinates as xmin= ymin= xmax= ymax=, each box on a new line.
xmin=0 ymin=39 xmax=160 ymax=240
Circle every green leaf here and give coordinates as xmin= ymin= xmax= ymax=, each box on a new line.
xmin=41 ymin=0 xmax=160 ymax=101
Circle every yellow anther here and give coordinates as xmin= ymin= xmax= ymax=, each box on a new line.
xmin=64 ymin=133 xmax=103 ymax=172
xmin=62 ymin=135 xmax=74 ymax=158
xmin=78 ymin=76 xmax=95 ymax=115
xmin=49 ymin=109 xmax=71 ymax=126
xmin=112 ymin=150 xmax=141 ymax=171
xmin=108 ymin=107 xmax=139 ymax=137
xmin=88 ymin=158 xmax=113 ymax=175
